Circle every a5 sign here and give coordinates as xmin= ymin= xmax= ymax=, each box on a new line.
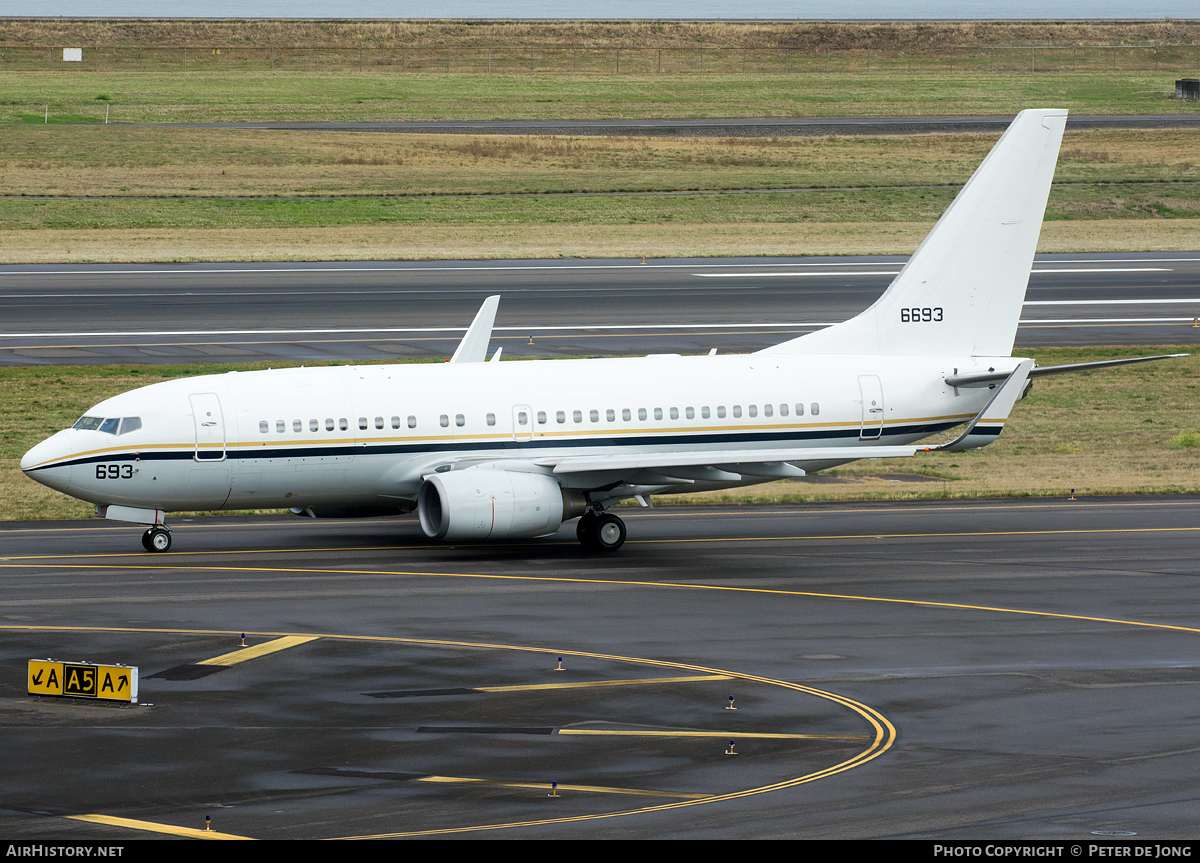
xmin=900 ymin=307 xmax=944 ymax=322
xmin=28 ymin=659 xmax=139 ymax=703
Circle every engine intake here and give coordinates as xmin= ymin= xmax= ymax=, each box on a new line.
xmin=418 ymin=467 xmax=586 ymax=540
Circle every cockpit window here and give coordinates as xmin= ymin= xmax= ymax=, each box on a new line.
xmin=73 ymin=416 xmax=141 ymax=435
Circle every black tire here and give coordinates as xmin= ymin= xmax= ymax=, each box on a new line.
xmin=576 ymin=511 xmax=598 ymax=548
xmin=146 ymin=527 xmax=172 ymax=553
xmin=591 ymin=513 xmax=626 ymax=551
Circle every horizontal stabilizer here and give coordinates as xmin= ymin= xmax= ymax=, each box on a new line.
xmin=945 ymin=353 xmax=1188 ymax=388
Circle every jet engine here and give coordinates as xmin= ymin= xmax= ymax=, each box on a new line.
xmin=418 ymin=467 xmax=587 ymax=540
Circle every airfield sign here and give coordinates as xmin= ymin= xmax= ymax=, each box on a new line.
xmin=28 ymin=660 xmax=139 ymax=703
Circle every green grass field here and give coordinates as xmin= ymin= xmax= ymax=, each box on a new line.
xmin=2 ymin=71 xmax=1200 ymax=125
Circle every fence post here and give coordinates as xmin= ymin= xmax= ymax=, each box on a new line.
xmin=1031 ymin=46 xmax=1035 ymax=73
xmin=315 ymin=47 xmax=318 ymax=70
xmin=183 ymin=47 xmax=187 ymax=72
xmin=1073 ymin=46 xmax=1076 ymax=72
xmin=359 ymin=46 xmax=362 ymax=71
xmin=447 ymin=48 xmax=450 ymax=73
xmin=270 ymin=48 xmax=274 ymax=72
xmin=488 ymin=47 xmax=492 ymax=74
xmin=657 ymin=48 xmax=661 ymax=73
xmin=616 ymin=47 xmax=619 ymax=74
xmin=742 ymin=48 xmax=745 ymax=73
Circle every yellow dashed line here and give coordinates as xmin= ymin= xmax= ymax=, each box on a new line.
xmin=66 ymin=813 xmax=252 ymax=840
xmin=196 ymin=635 xmax=319 ymax=666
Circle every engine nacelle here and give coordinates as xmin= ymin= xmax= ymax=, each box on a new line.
xmin=418 ymin=467 xmax=586 ymax=540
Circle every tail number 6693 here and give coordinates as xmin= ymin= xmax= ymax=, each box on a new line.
xmin=901 ymin=307 xmax=944 ymax=322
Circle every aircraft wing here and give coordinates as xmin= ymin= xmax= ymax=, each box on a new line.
xmin=539 ymin=446 xmax=922 ymax=480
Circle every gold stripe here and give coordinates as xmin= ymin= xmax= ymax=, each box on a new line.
xmin=416 ymin=776 xmax=707 ymax=799
xmin=67 ymin=814 xmax=252 ymax=840
xmin=196 ymin=634 xmax=319 ymax=666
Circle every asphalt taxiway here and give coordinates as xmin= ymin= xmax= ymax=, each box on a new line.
xmin=2 ymin=495 xmax=1199 ymax=839
xmin=1 ymin=252 xmax=1197 ymax=364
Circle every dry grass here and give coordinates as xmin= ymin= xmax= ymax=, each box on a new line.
xmin=3 ymin=18 xmax=1198 ymax=50
xmin=1 ymin=127 xmax=1197 ymax=198
xmin=0 ymin=218 xmax=1194 ymax=264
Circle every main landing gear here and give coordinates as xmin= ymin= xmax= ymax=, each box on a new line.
xmin=576 ymin=510 xmax=626 ymax=551
xmin=141 ymin=526 xmax=172 ymax=553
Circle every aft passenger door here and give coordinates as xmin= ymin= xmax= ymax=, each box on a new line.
xmin=858 ymin=375 xmax=884 ymax=440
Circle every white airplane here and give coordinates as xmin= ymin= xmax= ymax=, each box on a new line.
xmin=20 ymin=109 xmax=1184 ymax=553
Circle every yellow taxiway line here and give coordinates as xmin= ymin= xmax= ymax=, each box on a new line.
xmin=477 ymin=674 xmax=731 ymax=692
xmin=415 ymin=775 xmax=708 ymax=799
xmin=66 ymin=814 xmax=252 ymax=840
xmin=196 ymin=634 xmax=319 ymax=666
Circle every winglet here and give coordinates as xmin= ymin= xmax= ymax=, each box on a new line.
xmin=449 ymin=295 xmax=500 ymax=364
xmin=935 ymin=359 xmax=1034 ymax=452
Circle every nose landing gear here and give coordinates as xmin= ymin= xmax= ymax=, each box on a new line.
xmin=141 ymin=526 xmax=172 ymax=553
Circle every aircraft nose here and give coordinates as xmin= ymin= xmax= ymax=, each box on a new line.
xmin=21 ymin=431 xmax=75 ymax=493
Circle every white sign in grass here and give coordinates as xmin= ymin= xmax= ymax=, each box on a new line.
xmin=63 ymin=48 xmax=82 ymax=62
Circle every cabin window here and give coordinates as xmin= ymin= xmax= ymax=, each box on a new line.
xmin=309 ymin=419 xmax=318 ymax=432
xmin=375 ymin=417 xmax=384 ymax=430
xmin=407 ymin=415 xmax=417 ymax=429
xmin=440 ymin=415 xmax=449 ymax=428
xmin=573 ymin=410 xmax=582 ymax=423
xmin=748 ymin=405 xmax=758 ymax=418
xmin=638 ymin=408 xmax=647 ymax=421
xmin=606 ymin=409 xmax=615 ymax=422
xmin=324 ymin=418 xmax=334 ymax=431
xmin=339 ymin=418 xmax=349 ymax=431
xmin=99 ymin=418 xmax=120 ymax=435
xmin=701 ymin=406 xmax=710 ymax=419
xmin=732 ymin=405 xmax=742 ymax=418
xmin=557 ymin=411 xmax=566 ymax=424
xmin=668 ymin=407 xmax=677 ymax=420
xmin=259 ymin=421 xmax=269 ymax=434
xmin=276 ymin=420 xmax=285 ymax=433
xmin=685 ymin=407 xmax=694 ymax=419
xmin=717 ymin=406 xmax=726 ymax=418
xmin=487 ymin=413 xmax=496 ymax=426
xmin=391 ymin=416 xmax=401 ymax=429
xmin=811 ymin=403 xmax=820 ymax=416
xmin=73 ymin=416 xmax=104 ymax=431
xmin=589 ymin=409 xmax=599 ymax=423
xmin=622 ymin=408 xmax=632 ymax=421
xmin=455 ymin=414 xmax=465 ymax=427
xmin=654 ymin=408 xmax=663 ymax=420
xmin=358 ymin=417 xmax=368 ymax=430
xmin=795 ymin=403 xmax=804 ymax=416
xmin=537 ymin=411 xmax=547 ymax=424
xmin=763 ymin=404 xmax=773 ymax=418
xmin=117 ymin=417 xmax=142 ymax=435
xmin=780 ymin=404 xmax=789 ymax=417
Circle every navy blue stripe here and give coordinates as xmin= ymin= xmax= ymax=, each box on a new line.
xmin=34 ymin=420 xmax=964 ymax=472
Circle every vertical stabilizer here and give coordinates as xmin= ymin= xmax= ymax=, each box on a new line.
xmin=766 ymin=109 xmax=1067 ymax=357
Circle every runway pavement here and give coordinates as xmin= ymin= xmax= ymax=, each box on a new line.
xmin=1 ymin=496 xmax=1199 ymax=839
xmin=0 ymin=252 xmax=1197 ymax=365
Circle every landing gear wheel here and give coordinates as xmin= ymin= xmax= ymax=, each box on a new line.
xmin=591 ymin=513 xmax=626 ymax=551
xmin=576 ymin=511 xmax=599 ymax=548
xmin=142 ymin=527 xmax=172 ymax=553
